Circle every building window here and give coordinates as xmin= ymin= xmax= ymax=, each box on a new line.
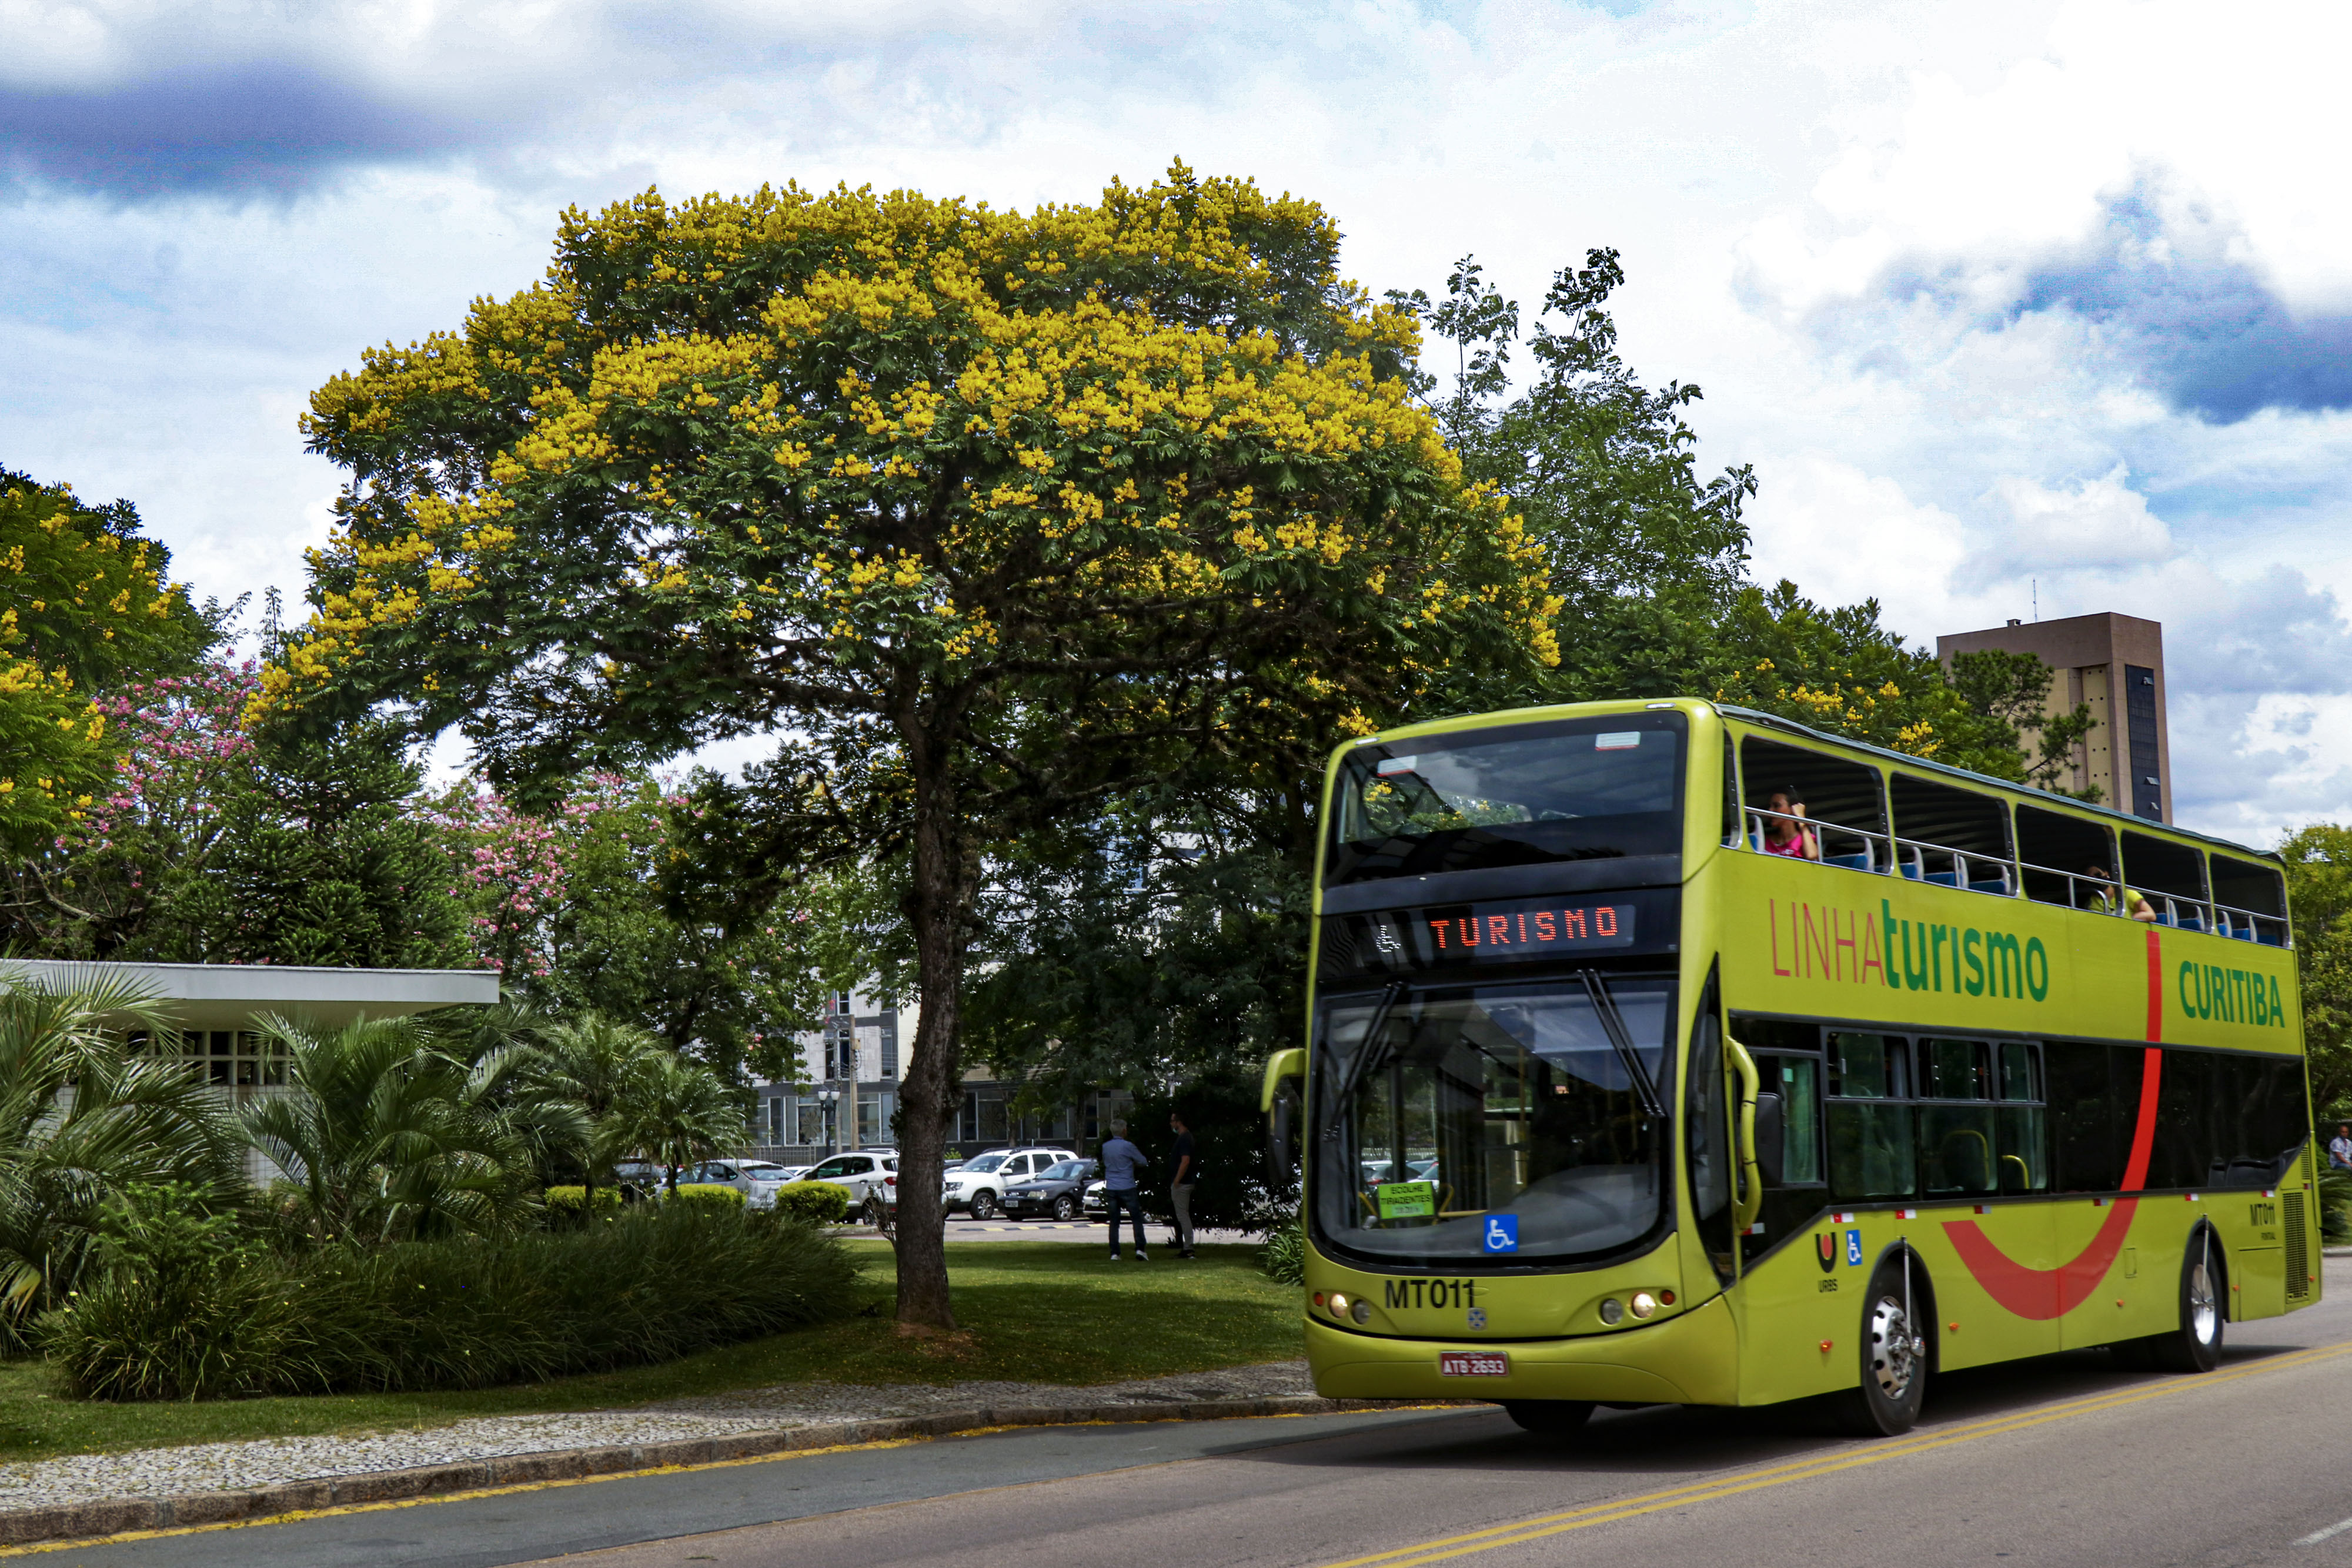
xmin=796 ymin=1101 xmax=827 ymax=1145
xmin=182 ymin=1030 xmax=285 ymax=1088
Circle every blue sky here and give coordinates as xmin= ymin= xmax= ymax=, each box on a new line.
xmin=4 ymin=0 xmax=2348 ymax=842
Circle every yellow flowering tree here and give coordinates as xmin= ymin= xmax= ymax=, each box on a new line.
xmin=0 ymin=473 xmax=208 ymax=856
xmin=264 ymin=165 xmax=1561 ymax=1326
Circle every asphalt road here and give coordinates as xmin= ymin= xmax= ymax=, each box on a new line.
xmin=41 ymin=1285 xmax=2352 ymax=1568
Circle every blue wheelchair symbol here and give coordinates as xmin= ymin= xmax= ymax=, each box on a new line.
xmin=1484 ymin=1215 xmax=1519 ymax=1254
xmin=1845 ymin=1229 xmax=1863 ymax=1266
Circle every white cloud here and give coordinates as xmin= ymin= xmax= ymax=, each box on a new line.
xmin=1982 ymin=465 xmax=2174 ymax=572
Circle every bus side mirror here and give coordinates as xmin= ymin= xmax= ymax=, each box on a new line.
xmin=1263 ymin=1048 xmax=1305 ymax=1195
xmin=1753 ymin=1091 xmax=1785 ymax=1184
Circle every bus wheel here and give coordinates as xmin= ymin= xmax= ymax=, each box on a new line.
xmin=1839 ymin=1259 xmax=1927 ymax=1436
xmin=1502 ymin=1400 xmax=1594 ymax=1436
xmin=2147 ymin=1230 xmax=2225 ymax=1374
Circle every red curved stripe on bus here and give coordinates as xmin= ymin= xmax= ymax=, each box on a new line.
xmin=2145 ymin=927 xmax=2163 ymax=1043
xmin=1937 ymin=1044 xmax=2163 ymax=1320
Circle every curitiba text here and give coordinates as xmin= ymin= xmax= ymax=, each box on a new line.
xmin=1767 ymin=898 xmax=2050 ymax=1002
xmin=2178 ymin=960 xmax=2285 ymax=1028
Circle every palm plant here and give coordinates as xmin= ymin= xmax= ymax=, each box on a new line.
xmin=527 ymin=1013 xmax=665 ymax=1209
xmin=0 ymin=973 xmax=239 ymax=1334
xmin=237 ymin=1013 xmax=553 ymax=1244
xmin=616 ymin=1051 xmax=747 ymax=1195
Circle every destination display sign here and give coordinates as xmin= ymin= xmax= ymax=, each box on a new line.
xmin=1320 ymin=890 xmax=1663 ymax=975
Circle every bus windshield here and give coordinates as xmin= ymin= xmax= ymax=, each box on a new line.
xmin=1312 ymin=975 xmax=1673 ymax=1265
xmin=1328 ymin=715 xmax=1685 ymax=883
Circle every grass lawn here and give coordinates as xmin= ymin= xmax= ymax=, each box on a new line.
xmin=0 ymin=1241 xmax=1303 ymax=1465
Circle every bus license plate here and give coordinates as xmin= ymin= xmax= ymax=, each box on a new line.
xmin=1439 ymin=1351 xmax=1509 ymax=1378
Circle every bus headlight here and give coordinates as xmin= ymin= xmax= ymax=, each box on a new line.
xmin=1598 ymin=1298 xmax=1624 ymax=1325
xmin=1630 ymin=1291 xmax=1659 ymax=1320
xmin=1353 ymin=1298 xmax=1372 ymax=1325
xmin=1329 ymin=1293 xmax=1349 ymax=1319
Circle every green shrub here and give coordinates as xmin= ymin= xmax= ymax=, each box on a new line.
xmin=43 ymin=1203 xmax=862 ymax=1400
xmin=1259 ymin=1211 xmax=1304 ymax=1285
xmin=2321 ymin=1166 xmax=2352 ymax=1243
xmin=670 ymin=1183 xmax=746 ymax=1208
xmin=544 ymin=1185 xmax=624 ymax=1213
xmin=769 ymin=1181 xmax=851 ymax=1225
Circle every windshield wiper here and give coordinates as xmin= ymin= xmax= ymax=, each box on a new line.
xmin=1325 ymin=980 xmax=1408 ymax=1134
xmin=1581 ymin=968 xmax=1662 ymax=1118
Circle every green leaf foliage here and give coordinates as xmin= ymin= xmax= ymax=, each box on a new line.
xmin=42 ymin=1203 xmax=860 ymax=1401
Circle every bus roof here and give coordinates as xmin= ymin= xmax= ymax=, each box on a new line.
xmin=1716 ymin=703 xmax=2281 ymax=867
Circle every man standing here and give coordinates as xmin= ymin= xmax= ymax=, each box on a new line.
xmin=1100 ymin=1119 xmax=1151 ymax=1261
xmin=2330 ymin=1124 xmax=2352 ymax=1172
xmin=1168 ymin=1112 xmax=1200 ymax=1259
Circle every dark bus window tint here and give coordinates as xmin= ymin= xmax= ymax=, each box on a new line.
xmin=1920 ymin=1038 xmax=1987 ymax=1100
xmin=1687 ymin=997 xmax=1733 ymax=1279
xmin=2149 ymin=1048 xmax=2213 ymax=1190
xmin=1921 ymin=1103 xmax=1996 ymax=1195
xmin=1827 ymin=1032 xmax=1907 ymax=1099
xmin=1733 ymin=1016 xmax=1822 ymax=1055
xmin=1826 ymin=1032 xmax=1913 ymax=1198
xmin=1997 ymin=1042 xmax=2040 ymax=1102
xmin=1738 ymin=736 xmax=1886 ymax=868
xmin=1720 ymin=733 xmax=1741 ymax=848
xmin=2047 ymin=1041 xmax=2129 ymax=1191
xmin=1997 ymin=1105 xmax=2048 ymax=1192
xmin=1828 ymin=1103 xmax=1915 ymax=1198
xmin=1329 ymin=714 xmax=1686 ymax=883
xmin=1758 ymin=1055 xmax=1822 ymax=1185
xmin=2015 ymin=805 xmax=2116 ymax=909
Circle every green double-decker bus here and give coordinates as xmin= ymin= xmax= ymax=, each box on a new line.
xmin=1265 ymin=698 xmax=2315 ymax=1435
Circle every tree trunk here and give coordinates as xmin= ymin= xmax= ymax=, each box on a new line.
xmin=892 ymin=733 xmax=968 ymax=1331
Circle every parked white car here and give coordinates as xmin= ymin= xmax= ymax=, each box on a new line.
xmin=803 ymin=1149 xmax=898 ymax=1215
xmin=942 ymin=1147 xmax=1078 ymax=1220
xmin=686 ymin=1159 xmax=790 ymax=1197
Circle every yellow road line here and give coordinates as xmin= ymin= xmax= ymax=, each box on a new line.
xmin=1325 ymin=1342 xmax=2352 ymax=1568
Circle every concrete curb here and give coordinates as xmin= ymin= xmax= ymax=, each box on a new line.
xmin=0 ymin=1393 xmax=1444 ymax=1547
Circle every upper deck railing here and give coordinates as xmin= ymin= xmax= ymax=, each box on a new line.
xmin=1733 ymin=806 xmax=2288 ymax=947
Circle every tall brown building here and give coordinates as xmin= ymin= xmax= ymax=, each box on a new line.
xmin=1935 ymin=611 xmax=2170 ymax=822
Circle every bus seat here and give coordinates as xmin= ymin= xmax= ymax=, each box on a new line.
xmin=1970 ymin=872 xmax=2012 ymax=896
xmin=2179 ymin=910 xmax=2204 ymax=932
xmin=1900 ymin=861 xmax=1923 ymax=880
xmin=2259 ymin=927 xmax=2286 ymax=946
xmin=2157 ymin=907 xmax=2178 ymax=927
xmin=1824 ymin=852 xmax=1870 ymax=871
xmin=1926 ymin=870 xmax=1959 ymax=887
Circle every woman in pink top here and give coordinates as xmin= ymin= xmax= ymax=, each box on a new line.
xmin=1760 ymin=786 xmax=1820 ymax=860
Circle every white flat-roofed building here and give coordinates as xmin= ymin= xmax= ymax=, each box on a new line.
xmin=0 ymin=961 xmax=500 ymax=1182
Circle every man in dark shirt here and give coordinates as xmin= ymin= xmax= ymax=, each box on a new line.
xmin=1169 ymin=1112 xmax=1201 ymax=1259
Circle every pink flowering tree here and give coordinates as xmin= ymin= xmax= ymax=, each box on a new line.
xmin=432 ymin=770 xmax=825 ymax=1086
xmin=0 ymin=661 xmax=260 ymax=957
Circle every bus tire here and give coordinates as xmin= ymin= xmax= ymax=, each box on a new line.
xmin=1838 ymin=1255 xmax=1928 ymax=1436
xmin=2146 ymin=1228 xmax=2225 ymax=1374
xmin=1502 ymin=1400 xmax=1594 ymax=1436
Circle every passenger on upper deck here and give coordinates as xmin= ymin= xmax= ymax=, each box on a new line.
xmin=2084 ymin=864 xmax=2157 ymax=921
xmin=1760 ymin=786 xmax=1821 ymax=861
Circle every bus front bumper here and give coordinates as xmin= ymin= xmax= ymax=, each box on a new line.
xmin=1307 ymin=1291 xmax=1738 ymax=1407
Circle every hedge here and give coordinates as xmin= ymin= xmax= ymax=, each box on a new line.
xmin=43 ymin=1203 xmax=861 ymax=1401
xmin=769 ymin=1181 xmax=851 ymax=1225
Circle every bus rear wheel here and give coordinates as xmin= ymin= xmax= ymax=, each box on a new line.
xmin=1838 ymin=1257 xmax=1927 ymax=1436
xmin=2146 ymin=1229 xmax=2225 ymax=1374
xmin=1502 ymin=1400 xmax=1594 ymax=1436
